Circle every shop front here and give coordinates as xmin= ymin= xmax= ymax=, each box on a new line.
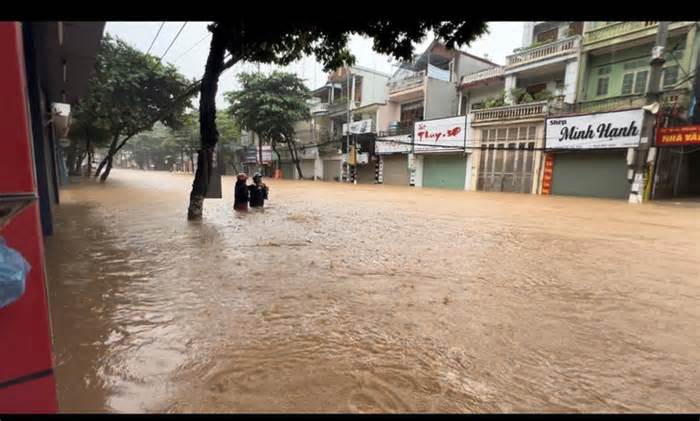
xmin=652 ymin=124 xmax=700 ymax=199
xmin=544 ymin=109 xmax=643 ymax=199
xmin=375 ymin=134 xmax=411 ymax=186
xmin=413 ymin=116 xmax=470 ymax=190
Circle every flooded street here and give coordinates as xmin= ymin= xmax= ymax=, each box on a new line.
xmin=45 ymin=169 xmax=700 ymax=413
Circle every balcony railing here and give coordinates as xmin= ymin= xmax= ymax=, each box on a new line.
xmin=573 ymin=89 xmax=690 ymax=114
xmin=471 ymin=101 xmax=548 ymax=123
xmin=377 ymin=120 xmax=415 ymax=137
xmin=584 ymin=21 xmax=658 ymax=45
xmin=310 ymin=102 xmax=329 ymax=114
xmin=461 ymin=66 xmax=505 ymax=86
xmin=506 ymin=36 xmax=580 ymax=68
xmin=388 ymin=71 xmax=426 ymax=94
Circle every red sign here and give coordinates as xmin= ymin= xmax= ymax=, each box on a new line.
xmin=656 ymin=125 xmax=700 ymax=147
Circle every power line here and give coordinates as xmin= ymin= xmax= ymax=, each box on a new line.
xmin=172 ymin=32 xmax=211 ymax=63
xmin=146 ymin=21 xmax=165 ymax=55
xmin=160 ymin=21 xmax=188 ymax=62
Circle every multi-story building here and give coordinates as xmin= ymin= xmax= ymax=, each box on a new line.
xmin=543 ymin=21 xmax=699 ymax=200
xmin=282 ymin=65 xmax=390 ymax=181
xmin=460 ymin=21 xmax=584 ymax=195
xmin=376 ymin=40 xmax=498 ymax=188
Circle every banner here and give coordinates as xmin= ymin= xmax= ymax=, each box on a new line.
xmin=656 ymin=125 xmax=700 ymax=146
xmin=427 ymin=64 xmax=450 ymax=82
xmin=413 ymin=115 xmax=468 ymax=152
xmin=342 ymin=119 xmax=373 ymax=135
xmin=375 ymin=134 xmax=412 ymax=154
xmin=545 ymin=109 xmax=644 ymax=149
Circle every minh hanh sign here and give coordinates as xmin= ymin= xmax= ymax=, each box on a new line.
xmin=656 ymin=125 xmax=700 ymax=147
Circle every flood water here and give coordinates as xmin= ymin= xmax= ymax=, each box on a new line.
xmin=45 ymin=169 xmax=700 ymax=413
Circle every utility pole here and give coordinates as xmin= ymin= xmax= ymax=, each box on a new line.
xmin=345 ymin=66 xmax=351 ymax=183
xmin=629 ymin=21 xmax=669 ymax=204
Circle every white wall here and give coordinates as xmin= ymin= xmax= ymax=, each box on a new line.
xmin=425 ymin=78 xmax=458 ymax=120
xmin=456 ymin=54 xmax=495 ymax=80
xmin=356 ymin=69 xmax=390 ymax=107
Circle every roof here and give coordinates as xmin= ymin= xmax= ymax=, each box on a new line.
xmin=348 ymin=65 xmax=391 ymax=79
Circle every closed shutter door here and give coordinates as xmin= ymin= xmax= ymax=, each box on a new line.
xmin=280 ymin=162 xmax=295 ymax=179
xmin=422 ymin=154 xmax=467 ymax=190
xmin=382 ymin=155 xmax=409 ymax=185
xmin=356 ymin=163 xmax=376 ymax=184
xmin=323 ymin=160 xmax=341 ymax=181
xmin=551 ymin=151 xmax=629 ymax=199
xmin=300 ymin=160 xmax=315 ymax=180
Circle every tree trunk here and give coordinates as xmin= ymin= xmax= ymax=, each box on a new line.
xmin=187 ymin=25 xmax=228 ymax=220
xmin=85 ymin=137 xmax=93 ymax=177
xmin=98 ymin=133 xmax=120 ymax=183
xmin=289 ymin=141 xmax=304 ymax=180
xmin=74 ymin=152 xmax=85 ymax=176
xmin=271 ymin=140 xmax=282 ymax=176
xmin=258 ymin=133 xmax=263 ymax=174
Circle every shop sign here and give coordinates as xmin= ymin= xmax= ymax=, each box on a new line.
xmin=656 ymin=125 xmax=700 ymax=146
xmin=342 ymin=119 xmax=373 ymax=135
xmin=545 ymin=109 xmax=644 ymax=149
xmin=376 ymin=134 xmax=412 ymax=154
xmin=413 ymin=115 xmax=468 ymax=152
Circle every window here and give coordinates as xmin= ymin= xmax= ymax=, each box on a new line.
xmin=596 ymin=77 xmax=609 ymax=96
xmin=508 ymin=128 xmax=518 ymax=141
xmin=634 ymin=70 xmax=648 ymax=94
xmin=470 ymin=102 xmax=485 ymax=111
xmin=621 ymin=73 xmax=635 ymax=95
xmin=528 ymin=126 xmax=537 ymax=140
xmin=536 ymin=28 xmax=557 ymax=43
xmin=596 ymin=66 xmax=611 ymax=97
xmin=663 ymin=65 xmax=679 ymax=88
xmin=555 ymin=80 xmax=565 ymax=90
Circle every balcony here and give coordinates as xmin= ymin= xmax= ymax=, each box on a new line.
xmin=471 ymin=101 xmax=548 ymax=123
xmin=506 ymin=36 xmax=580 ymax=69
xmin=388 ymin=71 xmax=426 ymax=95
xmin=377 ymin=120 xmax=415 ymax=137
xmin=583 ymin=22 xmax=694 ymax=48
xmin=310 ymin=102 xmax=329 ymax=114
xmin=461 ymin=66 xmax=505 ymax=87
xmin=573 ymin=89 xmax=690 ymax=114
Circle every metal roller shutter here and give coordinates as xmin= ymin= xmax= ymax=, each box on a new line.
xmin=382 ymin=155 xmax=409 ymax=185
xmin=551 ymin=151 xmax=629 ymax=199
xmin=323 ymin=159 xmax=341 ymax=181
xmin=422 ymin=154 xmax=467 ymax=190
xmin=300 ymin=159 xmax=315 ymax=180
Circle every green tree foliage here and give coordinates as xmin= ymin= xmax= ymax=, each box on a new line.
xmin=225 ymin=71 xmax=310 ymax=178
xmin=84 ymin=34 xmax=195 ymax=182
xmin=188 ymin=19 xmax=489 ymax=219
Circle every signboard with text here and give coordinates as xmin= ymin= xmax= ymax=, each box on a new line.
xmin=545 ymin=109 xmax=644 ymax=149
xmin=375 ymin=134 xmax=412 ymax=154
xmin=342 ymin=119 xmax=373 ymax=135
xmin=413 ymin=115 xmax=468 ymax=152
xmin=656 ymin=125 xmax=700 ymax=147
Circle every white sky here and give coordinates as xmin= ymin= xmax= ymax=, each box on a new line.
xmin=105 ymin=21 xmax=524 ymax=109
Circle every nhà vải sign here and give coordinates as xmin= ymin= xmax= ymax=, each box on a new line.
xmin=656 ymin=125 xmax=700 ymax=147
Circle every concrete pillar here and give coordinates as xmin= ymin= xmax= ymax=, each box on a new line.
xmin=351 ymin=75 xmax=356 ymax=107
xmin=681 ymin=24 xmax=697 ymax=90
xmin=564 ymin=59 xmax=580 ymax=103
xmin=505 ymin=74 xmax=517 ymax=105
xmin=314 ymin=155 xmax=323 ymax=181
xmin=576 ymin=52 xmax=589 ymax=102
xmin=413 ymin=154 xmax=424 ymax=187
xmin=464 ymin=152 xmax=472 ymax=191
xmin=522 ymin=22 xmax=534 ymax=47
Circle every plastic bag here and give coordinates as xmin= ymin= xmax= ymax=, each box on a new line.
xmin=0 ymin=236 xmax=30 ymax=309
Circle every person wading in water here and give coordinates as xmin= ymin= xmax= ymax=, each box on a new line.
xmin=248 ymin=173 xmax=269 ymax=209
xmin=234 ymin=173 xmax=249 ymax=211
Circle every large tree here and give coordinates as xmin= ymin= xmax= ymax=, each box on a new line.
xmin=187 ymin=19 xmax=488 ymax=220
xmin=225 ymin=71 xmax=311 ymax=179
xmin=84 ymin=34 xmax=195 ymax=182
xmin=66 ymin=104 xmax=112 ymax=176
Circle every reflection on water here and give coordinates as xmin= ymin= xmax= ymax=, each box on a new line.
xmin=45 ymin=169 xmax=700 ymax=413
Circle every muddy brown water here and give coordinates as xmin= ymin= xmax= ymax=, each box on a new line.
xmin=45 ymin=169 xmax=700 ymax=413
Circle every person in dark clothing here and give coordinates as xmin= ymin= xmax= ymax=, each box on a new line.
xmin=233 ymin=173 xmax=249 ymax=211
xmin=248 ymin=172 xmax=269 ymax=208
